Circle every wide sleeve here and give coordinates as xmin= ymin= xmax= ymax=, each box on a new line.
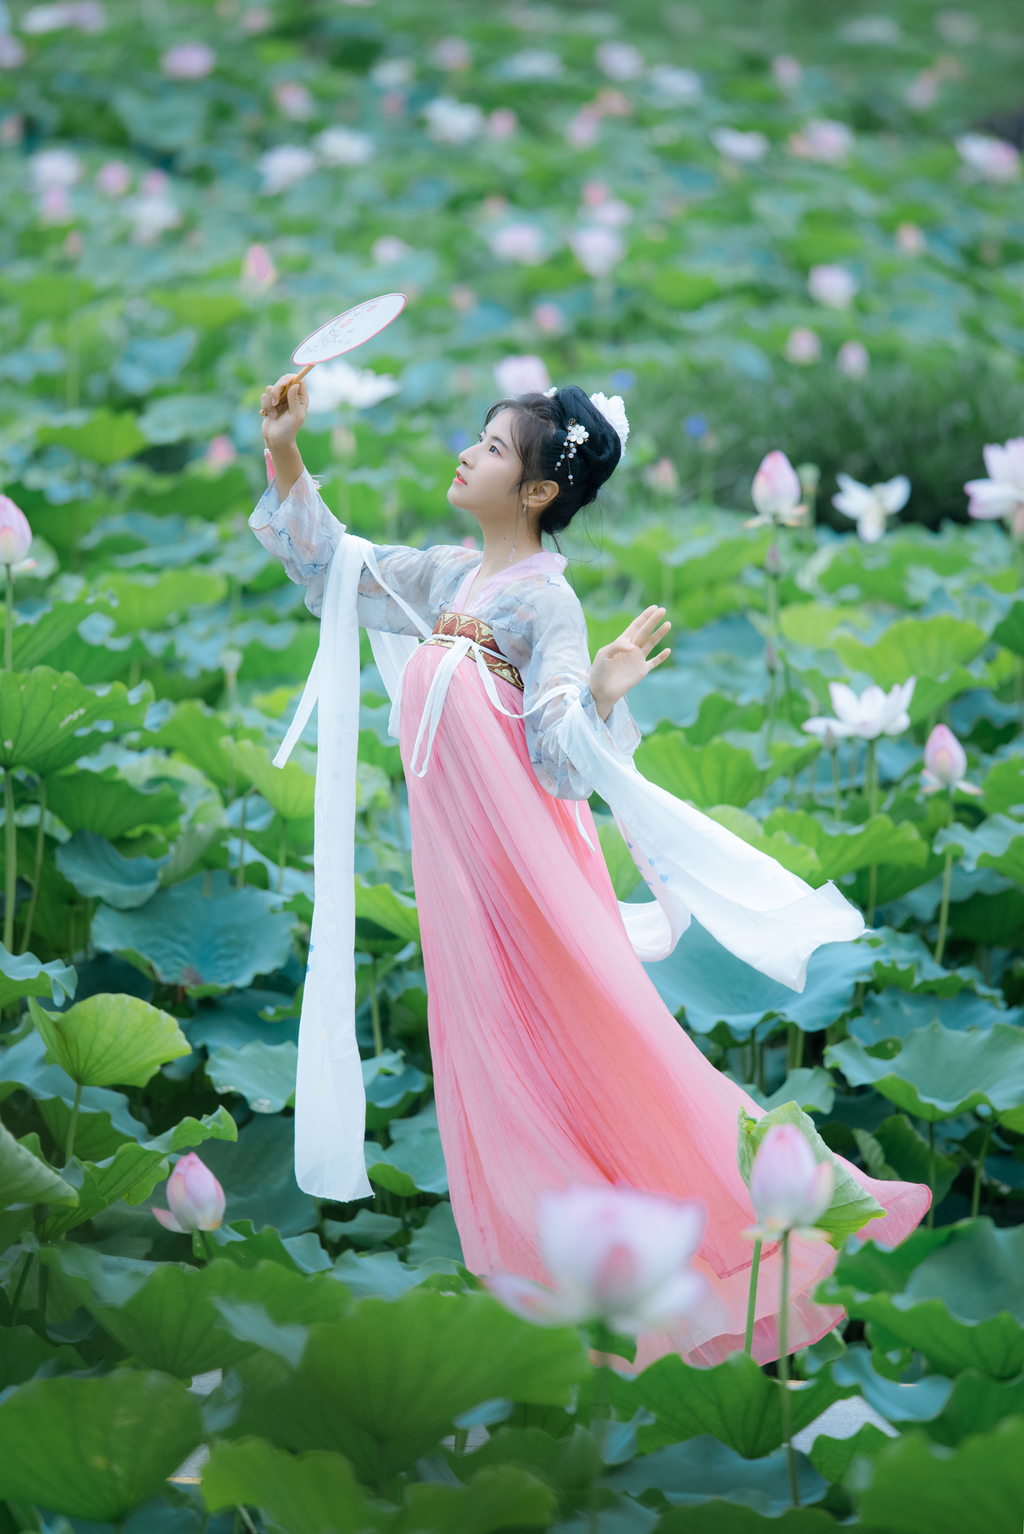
xmin=523 ymin=583 xmax=641 ymax=801
xmin=250 ymin=468 xmax=478 ymax=630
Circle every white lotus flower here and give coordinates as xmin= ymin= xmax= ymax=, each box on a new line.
xmin=836 ymin=340 xmax=870 ymax=379
xmin=423 ymin=97 xmax=484 ymax=144
xmin=785 ymin=327 xmax=821 ymax=365
xmin=802 ymin=679 xmax=916 ymax=743
xmin=808 ymin=264 xmax=858 ymax=310
xmin=596 ymin=41 xmax=643 ymax=81
xmin=710 ymin=127 xmax=769 ymax=164
xmin=500 ymin=48 xmax=562 ymax=82
xmin=371 ymin=235 xmax=412 ymax=265
xmin=965 ymin=438 xmax=1024 ymax=534
xmin=569 ymin=225 xmax=624 ymax=277
xmin=306 ymin=359 xmax=400 ymax=413
xmin=494 ymin=354 xmax=551 ymax=395
xmin=488 ymin=1184 xmax=708 ymax=1336
xmin=896 ymin=222 xmax=925 ymax=254
xmin=747 ymin=449 xmax=805 ymax=527
xmin=315 ymin=127 xmax=373 ymax=166
xmin=832 ymin=472 xmax=910 ymax=542
xmin=955 ymin=133 xmax=1020 ymax=184
xmin=430 ymin=36 xmax=471 ymax=71
xmin=30 ymin=148 xmax=81 ymax=191
xmin=648 ymin=65 xmax=700 ymax=105
xmin=259 ymin=145 xmax=316 ymax=195
xmin=487 ymin=221 xmax=547 ymax=265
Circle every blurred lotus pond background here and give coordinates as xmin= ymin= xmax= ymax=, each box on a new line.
xmin=4 ymin=0 xmax=1024 ymax=1529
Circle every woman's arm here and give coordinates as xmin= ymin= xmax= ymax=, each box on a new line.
xmin=588 ymin=605 xmax=671 ymax=720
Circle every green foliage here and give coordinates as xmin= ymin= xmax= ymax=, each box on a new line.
xmin=28 ymin=992 xmax=189 ymax=1087
xmin=0 ymin=669 xmax=151 ymax=774
xmin=857 ymin=1418 xmax=1024 ymax=1534
xmin=827 ymin=1020 xmax=1024 ymax=1126
xmin=0 ymin=944 xmax=75 ymax=1009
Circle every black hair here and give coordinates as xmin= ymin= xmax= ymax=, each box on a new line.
xmin=483 ymin=384 xmax=622 ymax=538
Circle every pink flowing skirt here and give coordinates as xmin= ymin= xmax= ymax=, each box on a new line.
xmin=400 ymin=645 xmax=930 ymax=1368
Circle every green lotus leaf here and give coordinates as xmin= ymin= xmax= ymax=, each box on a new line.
xmin=143 ymin=699 xmax=263 ymax=788
xmin=984 ymin=758 xmax=1024 ymax=817
xmin=737 ymin=1102 xmax=884 ymax=1247
xmin=11 ymin=598 xmax=95 ymax=670
xmin=599 ymin=818 xmax=642 ymax=899
xmin=861 ymin=926 xmax=1000 ymax=998
xmin=635 ymin=735 xmax=766 ymax=809
xmin=198 ymin=1113 xmax=318 ymax=1237
xmin=137 ymin=392 xmax=232 ymax=444
xmin=355 ymin=877 xmax=421 ymax=944
xmin=46 ymin=766 xmax=183 ymax=841
xmin=0 ymin=1119 xmax=77 ymax=1210
xmin=826 ymin=1019 xmax=1024 ymax=1124
xmin=224 ymin=1288 xmax=589 ymax=1482
xmin=207 ymin=1039 xmax=298 ymax=1113
xmin=746 ymin=1066 xmax=835 ymax=1115
xmin=779 ymin=602 xmax=872 ymax=649
xmin=332 ymin=1250 xmax=448 ymax=1299
xmin=830 ymin=1344 xmax=952 ymax=1423
xmin=857 ymin=1417 xmax=1024 ymax=1534
xmin=0 ymin=1030 xmax=148 ymax=1161
xmin=91 ymin=871 xmax=296 ymax=992
xmin=0 ymin=1326 xmax=85 ymax=1390
xmin=808 ymin=1422 xmax=893 ymax=1489
xmin=406 ymin=1201 xmax=464 ymax=1267
xmin=28 ymin=991 xmax=189 ymax=1088
xmin=861 ymin=1114 xmax=958 ymax=1206
xmin=366 ymin=1105 xmax=448 ymax=1196
xmin=763 ymin=810 xmax=926 ymax=882
xmin=832 ymin=615 xmax=986 ymax=687
xmin=705 ymin=806 xmax=823 ymax=883
xmin=0 ymin=942 xmax=75 ymax=1009
xmin=633 ymin=1350 xmax=850 ymax=1459
xmin=221 ymin=736 xmax=316 ymax=822
xmin=653 ymin=1504 xmax=838 ymax=1531
xmin=36 ymin=407 xmax=147 ymax=465
xmin=0 ymin=669 xmax=152 ymax=774
xmin=850 ymin=989 xmax=1012 ymax=1046
xmin=56 ymin=830 xmax=169 ymax=909
xmin=991 ymin=598 xmax=1024 ymax=657
xmin=0 ymin=1371 xmax=202 ymax=1522
xmin=98 ymin=567 xmax=228 ymax=636
xmin=606 ymin=1439 xmax=826 ymax=1518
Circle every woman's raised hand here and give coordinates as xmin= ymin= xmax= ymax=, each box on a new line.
xmin=589 ymin=605 xmax=671 ymax=720
xmin=260 ymin=372 xmax=309 ymax=449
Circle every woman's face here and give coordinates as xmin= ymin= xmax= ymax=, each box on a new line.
xmin=446 ymin=408 xmax=524 ymax=524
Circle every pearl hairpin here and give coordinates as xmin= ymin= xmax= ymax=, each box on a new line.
xmin=554 ymin=419 xmax=590 ymax=485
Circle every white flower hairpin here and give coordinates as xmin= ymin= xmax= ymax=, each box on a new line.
xmin=588 ymin=391 xmax=630 ymax=451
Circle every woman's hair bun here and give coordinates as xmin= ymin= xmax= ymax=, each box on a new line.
xmin=483 ymin=383 xmax=623 ymax=537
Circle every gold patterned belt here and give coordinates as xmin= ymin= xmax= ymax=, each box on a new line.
xmin=424 ymin=611 xmax=524 ymax=692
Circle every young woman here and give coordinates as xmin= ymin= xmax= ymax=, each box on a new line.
xmin=253 ymin=373 xmax=928 ymax=1368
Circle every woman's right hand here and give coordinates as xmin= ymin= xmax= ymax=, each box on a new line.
xmin=260 ymin=372 xmax=309 ymax=449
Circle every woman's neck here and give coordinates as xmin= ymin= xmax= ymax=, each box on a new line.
xmin=475 ymin=515 xmax=544 ymax=580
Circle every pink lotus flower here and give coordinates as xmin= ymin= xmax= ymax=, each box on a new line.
xmin=161 ymin=42 xmax=216 ymax=79
xmin=488 ymin=108 xmax=518 ymax=139
xmin=808 ymin=264 xmax=858 ymax=310
xmin=569 ymin=225 xmax=624 ymax=278
xmin=488 ymin=1184 xmax=708 ymax=1335
xmin=789 ymin=119 xmax=852 ymax=165
xmin=596 ymin=41 xmax=644 ymax=81
xmin=0 ymin=495 xmax=32 ymax=565
xmin=567 ymin=105 xmax=601 ymax=148
xmin=802 ymin=679 xmax=915 ymax=742
xmin=965 ymin=438 xmax=1024 ymax=534
xmin=955 ymin=133 xmax=1020 ymax=183
xmin=533 ymin=301 xmax=565 ymax=335
xmin=241 ymin=242 xmax=277 ymax=289
xmin=430 ymin=36 xmax=472 ymax=71
xmin=710 ymin=127 xmax=769 ymax=164
xmin=240 ymin=7 xmax=271 ymax=34
xmin=748 ymin=1125 xmax=833 ymax=1238
xmin=922 ymin=724 xmax=982 ymax=796
xmin=487 ymin=221 xmax=546 ymax=265
xmin=38 ymin=186 xmax=72 ymax=224
xmin=372 ymin=234 xmax=412 ymax=265
xmin=748 ymin=450 xmax=806 ymax=528
xmin=771 ymin=54 xmax=802 ymax=92
xmin=95 ymin=158 xmax=131 ymax=196
xmin=153 ymin=1152 xmax=225 ymax=1233
xmin=836 ymin=340 xmax=870 ymax=379
xmin=896 ymin=222 xmax=925 ymax=255
xmin=274 ymin=82 xmax=315 ymax=121
xmin=784 ymin=327 xmax=821 ymax=365
xmin=644 ymin=457 xmax=679 ymax=494
xmin=494 ymin=354 xmax=551 ymax=396
xmin=205 ymin=435 xmax=237 ymax=470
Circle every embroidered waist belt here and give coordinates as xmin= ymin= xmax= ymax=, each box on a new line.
xmin=424 ymin=611 xmax=524 ymax=692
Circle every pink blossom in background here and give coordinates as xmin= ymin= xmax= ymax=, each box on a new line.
xmin=596 ymin=40 xmax=644 ymax=81
xmin=644 ymin=457 xmax=680 ymax=494
xmin=771 ymin=54 xmax=802 ymax=91
xmin=487 ymin=221 xmax=546 ymax=265
xmin=494 ymin=354 xmax=551 ymax=395
xmin=587 ymin=195 xmax=633 ymax=228
xmin=161 ymin=42 xmax=216 ymax=79
xmin=30 ymin=148 xmax=81 ymax=191
xmin=450 ymin=284 xmax=477 ymax=312
xmin=748 ymin=1125 xmax=833 ymax=1238
xmin=784 ymin=327 xmax=821 ymax=365
xmin=205 ymin=435 xmax=237 ymax=470
xmin=274 ymin=82 xmax=315 ymax=121
xmin=955 ymin=133 xmax=1020 ymax=183
xmin=423 ymin=96 xmax=484 ymax=144
xmin=258 ymin=144 xmax=316 ymax=194
xmin=896 ymin=221 xmax=925 ymax=254
xmin=23 ymin=0 xmax=105 ymax=31
xmin=906 ymin=67 xmax=941 ymax=111
xmin=789 ymin=118 xmax=853 ymax=165
xmin=533 ymin=301 xmax=565 ymax=335
xmin=95 ymin=159 xmax=131 ymax=196
xmin=964 ymin=438 xmax=1024 ymax=533
xmin=141 ymin=168 xmax=169 ymax=196
xmin=1 ymin=113 xmax=23 ymax=144
xmin=241 ymin=243 xmax=277 ymax=289
xmin=64 ymin=228 xmax=82 ymax=260
xmin=808 ymin=264 xmax=858 ymax=309
xmin=583 ymin=179 xmax=609 ymax=208
xmin=569 ymin=225 xmax=625 ymax=278
xmin=38 ymin=185 xmax=72 ymax=223
xmin=488 ymin=1184 xmax=708 ymax=1335
xmin=710 ymin=127 xmax=769 ymax=164
xmin=315 ymin=127 xmax=373 ymax=166
xmin=372 ymin=234 xmax=413 ymax=265
xmin=0 ymin=34 xmax=26 ymax=65
xmin=921 ymin=724 xmax=981 ymax=795
xmin=488 ymin=108 xmax=518 ymax=140
xmin=240 ymin=7 xmax=271 ymax=33
xmin=153 ymin=1153 xmax=226 ymax=1233
xmin=749 ymin=449 xmax=805 ymax=526
xmin=567 ymin=106 xmax=601 ymax=148
xmin=836 ymin=340 xmax=870 ymax=379
xmin=430 ymin=36 xmax=472 ymax=71
xmin=0 ymin=495 xmax=32 ymax=565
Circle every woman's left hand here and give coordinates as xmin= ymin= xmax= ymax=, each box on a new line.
xmin=589 ymin=605 xmax=671 ymax=720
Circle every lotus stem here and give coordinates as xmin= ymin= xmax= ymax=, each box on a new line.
xmin=1016 ymin=656 xmax=1024 ymax=736
xmin=787 ymin=1024 xmax=803 ymax=1071
xmin=3 ymin=563 xmax=12 ymax=672
xmin=10 ymin=1249 xmax=34 ymax=1325
xmin=64 ymin=1081 xmax=83 ymax=1166
xmin=3 ymin=767 xmax=15 ymax=953
xmin=370 ymin=959 xmax=384 ymax=1056
xmin=934 ymin=846 xmax=954 ymax=965
xmin=743 ymin=1238 xmax=762 ymax=1355
xmin=865 ymin=739 xmax=878 ymax=927
xmin=927 ymin=1122 xmax=936 ymax=1229
xmin=779 ymin=1231 xmax=799 ymax=1506
xmin=278 ymin=818 xmax=287 ymax=895
xmin=830 ymin=746 xmax=843 ymax=819
xmin=19 ymin=778 xmax=46 ymax=956
xmin=235 ymin=788 xmax=250 ymax=890
xmin=971 ymin=1120 xmax=993 ymax=1220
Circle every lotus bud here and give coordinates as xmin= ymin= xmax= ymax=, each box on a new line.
xmin=0 ymin=495 xmax=32 ymax=566
xmin=764 ymin=640 xmax=778 ymax=676
xmin=923 ymin=724 xmax=966 ymax=789
xmin=764 ymin=542 xmax=782 ymax=577
xmin=153 ymin=1152 xmax=225 ymax=1233
xmin=749 ymin=1124 xmax=833 ymax=1235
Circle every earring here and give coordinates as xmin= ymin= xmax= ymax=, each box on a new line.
xmin=507 ymin=498 xmax=527 ymax=565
